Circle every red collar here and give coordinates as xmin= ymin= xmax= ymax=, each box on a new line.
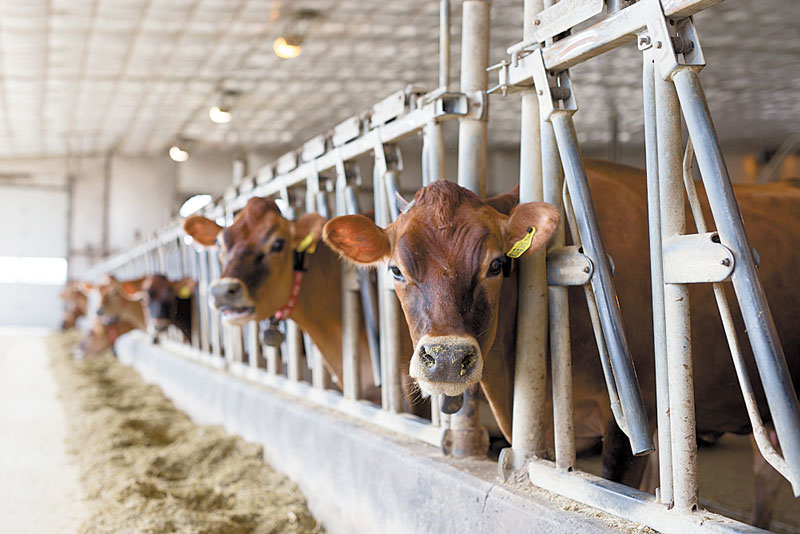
xmin=274 ymin=270 xmax=304 ymax=320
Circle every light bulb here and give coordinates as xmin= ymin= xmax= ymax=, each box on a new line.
xmin=169 ymin=145 xmax=189 ymax=162
xmin=274 ymin=37 xmax=302 ymax=59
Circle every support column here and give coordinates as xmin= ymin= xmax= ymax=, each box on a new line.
xmin=451 ymin=0 xmax=491 ymax=458
xmin=655 ymin=71 xmax=697 ymax=512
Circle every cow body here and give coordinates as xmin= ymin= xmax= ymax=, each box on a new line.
xmin=324 ymin=160 xmax=800 ymax=526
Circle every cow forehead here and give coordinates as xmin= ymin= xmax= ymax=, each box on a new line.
xmin=394 ymin=209 xmax=501 ymax=279
xmin=223 ymin=209 xmax=286 ymax=250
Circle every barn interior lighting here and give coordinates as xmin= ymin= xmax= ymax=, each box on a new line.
xmin=169 ymin=144 xmax=189 ymax=162
xmin=179 ymin=194 xmax=212 ymax=217
xmin=208 ymin=90 xmax=239 ymax=123
xmin=273 ymin=8 xmax=319 ymax=59
xmin=273 ymin=36 xmax=302 ymax=59
xmin=209 ymin=105 xmax=231 ymax=123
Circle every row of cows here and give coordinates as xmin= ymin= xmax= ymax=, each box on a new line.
xmin=63 ymin=159 xmax=800 ymax=530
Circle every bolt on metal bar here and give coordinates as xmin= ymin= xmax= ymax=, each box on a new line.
xmin=550 ymin=110 xmax=654 ymax=456
xmin=655 ymin=70 xmax=697 ymax=512
xmin=672 ymin=67 xmax=800 ymax=494
xmin=642 ymin=46 xmax=673 ymax=506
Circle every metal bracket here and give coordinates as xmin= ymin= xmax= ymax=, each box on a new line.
xmin=546 ymin=245 xmax=593 ymax=286
xmin=663 ymin=232 xmax=734 ymax=284
xmin=434 ymin=92 xmax=470 ymax=118
xmin=641 ymin=0 xmax=705 ymax=79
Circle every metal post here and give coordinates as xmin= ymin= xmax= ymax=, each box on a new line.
xmin=439 ymin=0 xmax=451 ymax=90
xmin=453 ymin=0 xmax=490 ymax=458
xmin=286 ymin=320 xmax=303 ymax=381
xmin=374 ymin=146 xmax=403 ymax=413
xmin=501 ymin=0 xmax=550 ymax=477
xmin=672 ymin=67 xmax=800 ymax=489
xmin=643 ymin=47 xmax=673 ymax=505
xmin=543 ymin=114 xmax=574 ymax=471
xmin=655 ymin=71 xmax=697 ymax=512
xmin=336 ymin=160 xmax=363 ymax=400
xmin=550 ymin=111 xmax=653 ymax=456
xmin=307 ymin=170 xmax=332 ymax=390
xmin=196 ymin=248 xmax=211 ymax=354
xmin=456 ymin=0 xmax=490 ymax=198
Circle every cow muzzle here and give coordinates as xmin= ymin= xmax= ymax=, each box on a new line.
xmin=410 ymin=335 xmax=483 ymax=397
xmin=209 ymin=278 xmax=256 ymax=324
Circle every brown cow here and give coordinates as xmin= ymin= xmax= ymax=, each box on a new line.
xmin=324 ymin=160 xmax=800 ymax=527
xmin=60 ymin=281 xmax=88 ymax=329
xmin=122 ymin=274 xmax=196 ymax=341
xmin=95 ymin=274 xmax=148 ymax=331
xmin=182 ymin=197 xmax=403 ymax=402
xmin=74 ymin=315 xmax=136 ymax=359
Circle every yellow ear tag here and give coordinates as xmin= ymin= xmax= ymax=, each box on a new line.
xmin=506 ymin=227 xmax=536 ymax=258
xmin=177 ymin=286 xmax=192 ymax=299
xmin=296 ymin=231 xmax=317 ymax=254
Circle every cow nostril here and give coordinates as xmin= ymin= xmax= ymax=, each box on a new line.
xmin=419 ymin=347 xmax=436 ymax=368
xmin=461 ymin=350 xmax=477 ymax=376
xmin=226 ymin=285 xmax=240 ymax=296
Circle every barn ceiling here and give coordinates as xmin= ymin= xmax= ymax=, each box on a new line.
xmin=0 ymin=0 xmax=797 ymax=159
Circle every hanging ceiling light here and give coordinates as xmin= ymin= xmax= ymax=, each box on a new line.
xmin=273 ymin=9 xmax=319 ymax=59
xmin=273 ymin=36 xmax=302 ymax=59
xmin=208 ymin=90 xmax=238 ymax=123
xmin=169 ymin=144 xmax=189 ymax=162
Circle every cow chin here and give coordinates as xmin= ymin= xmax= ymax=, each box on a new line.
xmin=414 ymin=378 xmax=477 ymax=398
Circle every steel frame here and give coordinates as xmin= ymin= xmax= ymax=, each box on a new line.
xmin=81 ymin=0 xmax=799 ymax=531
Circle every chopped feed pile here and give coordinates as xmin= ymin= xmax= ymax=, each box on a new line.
xmin=49 ymin=331 xmax=322 ymax=534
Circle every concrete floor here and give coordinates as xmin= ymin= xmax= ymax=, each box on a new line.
xmin=0 ymin=329 xmax=85 ymax=534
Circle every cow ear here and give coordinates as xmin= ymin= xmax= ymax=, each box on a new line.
xmin=120 ymin=280 xmax=144 ymax=301
xmin=77 ymin=282 xmax=94 ymax=295
xmin=173 ymin=277 xmax=196 ymax=299
xmin=183 ymin=215 xmax=223 ymax=247
xmin=292 ymin=213 xmax=326 ymax=253
xmin=486 ymin=184 xmax=519 ymax=215
xmin=502 ymin=201 xmax=560 ymax=257
xmin=323 ymin=215 xmax=391 ymax=266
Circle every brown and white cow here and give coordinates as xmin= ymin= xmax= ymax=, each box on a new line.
xmin=122 ymin=274 xmax=196 ymax=341
xmin=324 ymin=160 xmax=800 ymax=527
xmin=182 ymin=197 xmax=406 ymax=402
xmin=60 ymin=281 xmax=89 ymax=330
xmin=95 ymin=274 xmax=148 ymax=331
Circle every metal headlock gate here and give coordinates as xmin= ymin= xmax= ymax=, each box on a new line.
xmin=81 ymin=1 xmax=800 ymax=533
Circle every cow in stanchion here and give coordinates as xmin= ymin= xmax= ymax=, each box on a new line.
xmin=60 ymin=281 xmax=88 ymax=330
xmin=122 ymin=274 xmax=196 ymax=342
xmin=182 ymin=197 xmax=412 ymax=403
xmin=323 ymin=160 xmax=800 ymax=529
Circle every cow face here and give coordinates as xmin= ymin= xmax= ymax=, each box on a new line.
xmin=182 ymin=197 xmax=324 ymax=325
xmin=96 ymin=275 xmax=143 ymax=320
xmin=324 ymin=180 xmax=558 ymax=398
xmin=123 ymin=274 xmax=195 ymax=334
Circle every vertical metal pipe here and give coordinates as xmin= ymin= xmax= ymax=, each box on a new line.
xmin=655 ymin=71 xmax=697 ymax=512
xmin=286 ymin=320 xmax=303 ymax=381
xmin=502 ymin=0 xmax=549 ymax=475
xmin=456 ymin=0 xmax=490 ymax=198
xmin=208 ymin=252 xmax=223 ymax=359
xmin=454 ymin=0 xmax=490 ymax=458
xmin=543 ymin=119 xmax=574 ymax=471
xmin=197 ymin=248 xmax=211 ymax=354
xmin=424 ymin=121 xmax=446 ymax=184
xmin=374 ymin=156 xmax=403 ymax=413
xmin=672 ymin=68 xmax=800 ymax=490
xmin=439 ymin=0 xmax=451 ymax=90
xmin=643 ymin=48 xmax=673 ymax=505
xmin=550 ymin=111 xmax=653 ymax=455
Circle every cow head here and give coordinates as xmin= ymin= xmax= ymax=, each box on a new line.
xmin=122 ymin=274 xmax=195 ymax=334
xmin=96 ymin=275 xmax=144 ymax=320
xmin=323 ymin=181 xmax=558 ymax=398
xmin=182 ymin=197 xmax=324 ymax=325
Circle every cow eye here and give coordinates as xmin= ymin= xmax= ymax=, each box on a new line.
xmin=488 ymin=257 xmax=504 ymax=277
xmin=271 ymin=239 xmax=285 ymax=253
xmin=388 ymin=264 xmax=406 ymax=283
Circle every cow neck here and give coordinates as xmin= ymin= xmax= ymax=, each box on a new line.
xmin=285 ymin=243 xmax=344 ymax=378
xmin=120 ymin=299 xmax=147 ymax=330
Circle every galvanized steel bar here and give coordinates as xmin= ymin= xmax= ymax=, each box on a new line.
xmin=643 ymin=46 xmax=673 ymax=505
xmin=672 ymin=67 xmax=800 ymax=493
xmin=550 ymin=111 xmax=653 ymax=456
xmin=439 ymin=0 xmax=451 ymax=90
xmin=655 ymin=71 xmax=697 ymax=512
